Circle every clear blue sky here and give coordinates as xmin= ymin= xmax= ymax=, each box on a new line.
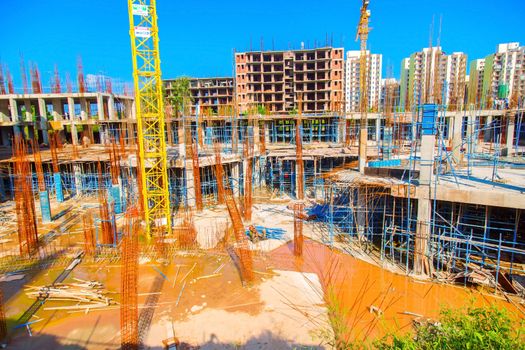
xmin=1 ymin=0 xmax=524 ymax=87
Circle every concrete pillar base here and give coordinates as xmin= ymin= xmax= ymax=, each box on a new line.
xmin=39 ymin=191 xmax=52 ymax=223
xmin=54 ymin=173 xmax=64 ymax=202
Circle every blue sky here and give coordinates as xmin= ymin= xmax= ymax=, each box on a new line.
xmin=1 ymin=0 xmax=524 ymax=87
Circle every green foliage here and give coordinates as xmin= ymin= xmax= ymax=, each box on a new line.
xmin=166 ymin=77 xmax=194 ymax=117
xmin=375 ymin=304 xmax=525 ymax=350
xmin=288 ymin=107 xmax=298 ymax=115
xmin=317 ymin=286 xmax=359 ymax=350
xmin=256 ymin=104 xmax=267 ymax=115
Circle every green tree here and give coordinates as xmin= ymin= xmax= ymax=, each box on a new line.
xmin=166 ymin=77 xmax=194 ymax=117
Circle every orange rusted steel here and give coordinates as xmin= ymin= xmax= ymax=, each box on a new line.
xmin=293 ymin=202 xmax=304 ymax=257
xmin=52 ymin=64 xmax=61 ymax=93
xmin=213 ymin=142 xmax=225 ymax=205
xmin=83 ymin=211 xmax=96 ymax=256
xmin=259 ymin=121 xmax=266 ymax=153
xmin=243 ymin=136 xmax=253 ymax=221
xmin=13 ymin=137 xmax=38 ymax=257
xmin=77 ymin=56 xmax=86 ymax=94
xmin=191 ymin=138 xmax=203 ymax=211
xmin=31 ymin=139 xmax=46 ymax=192
xmin=120 ymin=211 xmax=139 ymax=350
xmin=97 ymin=161 xmax=114 ymax=245
xmin=295 ymin=117 xmax=304 ymax=200
xmin=0 ymin=64 xmax=5 ymax=95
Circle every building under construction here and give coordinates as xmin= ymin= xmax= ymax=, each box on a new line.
xmin=0 ymin=0 xmax=523 ymax=348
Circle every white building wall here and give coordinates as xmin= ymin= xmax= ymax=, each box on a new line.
xmin=344 ymin=50 xmax=382 ymax=113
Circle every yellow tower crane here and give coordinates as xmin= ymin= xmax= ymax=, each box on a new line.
xmin=127 ymin=0 xmax=172 ymax=236
xmin=357 ymin=0 xmax=371 ymax=173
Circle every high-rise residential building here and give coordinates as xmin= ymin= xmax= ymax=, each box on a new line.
xmin=445 ymin=52 xmax=468 ymax=108
xmin=235 ymin=47 xmax=344 ymax=114
xmin=481 ymin=42 xmax=525 ymax=108
xmin=399 ymin=47 xmax=467 ymax=110
xmin=467 ymin=59 xmax=485 ymax=106
xmin=344 ymin=50 xmax=382 ymax=113
xmin=399 ymin=58 xmax=410 ymax=108
xmin=164 ymin=77 xmax=234 ymax=116
xmin=380 ymin=78 xmax=400 ymax=113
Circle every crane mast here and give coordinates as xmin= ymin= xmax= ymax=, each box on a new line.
xmin=357 ymin=0 xmax=371 ymax=173
xmin=127 ymin=0 xmax=172 ymax=236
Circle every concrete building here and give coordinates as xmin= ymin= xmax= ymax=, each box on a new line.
xmin=399 ymin=58 xmax=410 ymax=108
xmin=481 ymin=42 xmax=525 ymax=109
xmin=235 ymin=47 xmax=344 ymax=114
xmin=164 ymin=77 xmax=234 ymax=116
xmin=444 ymin=52 xmax=468 ymax=109
xmin=399 ymin=47 xmax=467 ymax=109
xmin=344 ymin=50 xmax=382 ymax=113
xmin=467 ymin=58 xmax=486 ymax=107
xmin=0 ymin=92 xmax=134 ymax=146
xmin=380 ymin=78 xmax=400 ymax=113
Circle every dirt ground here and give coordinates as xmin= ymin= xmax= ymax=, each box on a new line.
xmin=1 ymin=199 xmax=523 ymax=349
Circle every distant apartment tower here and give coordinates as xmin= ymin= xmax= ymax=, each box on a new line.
xmin=344 ymin=50 xmax=382 ymax=113
xmin=380 ymin=78 xmax=400 ymax=113
xmin=164 ymin=77 xmax=234 ymax=116
xmin=235 ymin=47 xmax=344 ymax=114
xmin=399 ymin=58 xmax=410 ymax=108
xmin=399 ymin=47 xmax=467 ymax=109
xmin=467 ymin=59 xmax=485 ymax=106
xmin=481 ymin=42 xmax=525 ymax=108
xmin=445 ymin=52 xmax=468 ymax=108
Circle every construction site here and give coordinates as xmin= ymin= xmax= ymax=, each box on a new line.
xmin=0 ymin=0 xmax=524 ymax=349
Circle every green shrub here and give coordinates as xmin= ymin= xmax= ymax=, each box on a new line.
xmin=376 ymin=304 xmax=525 ymax=350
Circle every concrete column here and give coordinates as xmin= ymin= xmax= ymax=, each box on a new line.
xmin=97 ymin=93 xmax=105 ymax=120
xmin=375 ymin=116 xmax=381 ymax=143
xmin=74 ymin=164 xmax=83 ymax=196
xmin=415 ymin=195 xmax=431 ymax=275
xmin=415 ymin=105 xmax=437 ymax=276
xmin=71 ymin=122 xmax=79 ymax=146
xmin=466 ymin=110 xmax=476 ymax=155
xmin=38 ymin=98 xmax=47 ymax=118
xmin=131 ymin=100 xmax=137 ymax=120
xmin=23 ymin=100 xmax=32 ymax=122
xmin=484 ymin=115 xmax=493 ymax=142
xmin=358 ymin=116 xmax=368 ymax=173
xmin=67 ymin=97 xmax=79 ymax=145
xmin=80 ymin=98 xmax=88 ymax=120
xmin=40 ymin=117 xmax=49 ymax=145
xmin=178 ymin=120 xmax=186 ymax=157
xmin=231 ymin=162 xmax=240 ymax=197
xmin=9 ymin=98 xmax=19 ymax=122
xmin=52 ymin=99 xmax=63 ymax=121
xmin=99 ymin=125 xmax=108 ymax=145
xmin=451 ymin=111 xmax=463 ymax=164
xmin=356 ymin=188 xmax=367 ymax=239
xmin=39 ymin=191 xmax=52 ymax=223
xmin=337 ymin=117 xmax=345 ymax=143
xmin=67 ymin=97 xmax=75 ymax=120
xmin=505 ymin=113 xmax=516 ymax=156
xmin=108 ymin=95 xmax=116 ymax=120
xmin=54 ymin=172 xmax=64 ymax=202
xmin=185 ymin=160 xmax=196 ymax=207
xmin=10 ymin=98 xmax=22 ymax=137
xmin=253 ymin=121 xmax=260 ymax=154
xmin=419 ymin=134 xmax=435 ymax=187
